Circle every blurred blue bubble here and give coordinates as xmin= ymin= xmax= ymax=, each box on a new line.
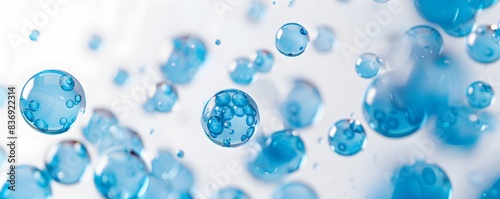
xmin=143 ymin=81 xmax=178 ymax=113
xmin=281 ymin=79 xmax=323 ymax=129
xmin=466 ymin=25 xmax=500 ymax=63
xmin=273 ymin=182 xmax=318 ymax=199
xmin=45 ymin=140 xmax=90 ymax=184
xmin=355 ymin=53 xmax=384 ymax=79
xmin=160 ymin=36 xmax=207 ymax=84
xmin=328 ymin=119 xmax=367 ymax=156
xmin=83 ymin=109 xmax=119 ymax=145
xmin=210 ymin=187 xmax=249 ymax=199
xmin=229 ymin=58 xmax=256 ymax=85
xmin=1 ymin=166 xmax=52 ymax=199
xmin=113 ymin=69 xmax=129 ymax=86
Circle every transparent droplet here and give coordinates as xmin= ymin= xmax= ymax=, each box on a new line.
xmin=160 ymin=36 xmax=207 ymax=84
xmin=143 ymin=81 xmax=178 ymax=113
xmin=402 ymin=25 xmax=444 ymax=60
xmin=328 ymin=119 xmax=367 ymax=156
xmin=281 ymin=79 xmax=323 ymax=129
xmin=45 ymin=140 xmax=90 ymax=184
xmin=114 ymin=69 xmax=129 ymax=86
xmin=229 ymin=58 xmax=256 ymax=85
xmin=467 ymin=81 xmax=495 ymax=109
xmin=273 ymin=182 xmax=318 ymax=199
xmin=30 ymin=30 xmax=40 ymax=41
xmin=355 ymin=53 xmax=384 ymax=78
xmin=275 ymin=23 xmax=310 ymax=57
xmin=247 ymin=1 xmax=266 ymax=22
xmin=82 ymin=109 xmax=119 ymax=144
xmin=467 ymin=25 xmax=500 ymax=63
xmin=96 ymin=124 xmax=144 ymax=155
xmin=89 ymin=35 xmax=102 ymax=51
xmin=251 ymin=49 xmax=275 ymax=73
xmin=313 ymin=26 xmax=335 ymax=52
xmin=0 ymin=166 xmax=52 ymax=199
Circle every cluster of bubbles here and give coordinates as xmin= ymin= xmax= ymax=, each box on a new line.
xmin=229 ymin=49 xmax=275 ymax=85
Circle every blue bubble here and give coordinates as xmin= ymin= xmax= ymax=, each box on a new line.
xmin=438 ymin=0 xmax=476 ymax=37
xmin=247 ymin=1 xmax=266 ymax=22
xmin=160 ymin=36 xmax=207 ymax=84
xmin=273 ymin=182 xmax=318 ymax=199
xmin=176 ymin=150 xmax=184 ymax=159
xmin=1 ymin=166 xmax=52 ymax=199
xmin=140 ymin=175 xmax=172 ymax=199
xmin=469 ymin=0 xmax=498 ymax=9
xmin=328 ymin=119 xmax=367 ymax=156
xmin=466 ymin=25 xmax=500 ymax=63
xmin=45 ymin=140 xmax=90 ymax=184
xmin=273 ymin=1 xmax=276 ymax=5
xmin=151 ymin=151 xmax=181 ymax=182
xmin=82 ymin=109 xmax=119 ymax=144
xmin=467 ymin=81 xmax=494 ymax=109
xmin=94 ymin=150 xmax=149 ymax=199
xmin=414 ymin=0 xmax=461 ymax=25
xmin=313 ymin=26 xmax=335 ymax=52
xmin=96 ymin=124 xmax=144 ymax=154
xmin=143 ymin=81 xmax=178 ymax=113
xmin=251 ymin=49 xmax=274 ymax=73
xmin=362 ymin=72 xmax=426 ymax=138
xmin=210 ymin=187 xmax=250 ymax=199
xmin=275 ymin=23 xmax=310 ymax=57
xmin=215 ymin=39 xmax=221 ymax=45
xmin=355 ymin=53 xmax=384 ymax=78
xmin=30 ymin=30 xmax=40 ymax=41
xmin=169 ymin=164 xmax=195 ymax=192
xmin=113 ymin=69 xmax=129 ymax=86
xmin=89 ymin=35 xmax=102 ymax=50
xmin=403 ymin=26 xmax=444 ymax=60
xmin=248 ymin=130 xmax=306 ymax=182
xmin=281 ymin=79 xmax=323 ymax=129
xmin=391 ymin=161 xmax=452 ymax=199
xmin=20 ymin=70 xmax=86 ymax=134
xmin=202 ymin=89 xmax=260 ymax=147
xmin=481 ymin=178 xmax=500 ymax=199
xmin=229 ymin=58 xmax=256 ymax=85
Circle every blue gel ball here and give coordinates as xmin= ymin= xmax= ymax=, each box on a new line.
xmin=82 ymin=109 xmax=119 ymax=145
xmin=273 ymin=182 xmax=318 ymax=199
xmin=210 ymin=187 xmax=250 ymax=199
xmin=160 ymin=36 xmax=207 ymax=84
xmin=391 ymin=161 xmax=452 ymax=199
xmin=201 ymin=89 xmax=260 ymax=147
xmin=466 ymin=25 xmax=500 ymax=64
xmin=96 ymin=124 xmax=144 ymax=155
xmin=45 ymin=140 xmax=90 ymax=184
xmin=0 ymin=166 xmax=52 ymax=199
xmin=328 ymin=119 xmax=367 ymax=156
xmin=152 ymin=151 xmax=181 ymax=182
xmin=355 ymin=53 xmax=384 ymax=78
xmin=30 ymin=30 xmax=40 ymax=41
xmin=313 ymin=26 xmax=335 ymax=53
xmin=275 ymin=23 xmax=310 ymax=57
xmin=113 ymin=69 xmax=129 ymax=86
xmin=247 ymin=1 xmax=266 ymax=22
xmin=281 ymin=79 xmax=323 ymax=129
xmin=229 ymin=58 xmax=256 ymax=85
xmin=402 ymin=26 xmax=444 ymax=60
xmin=467 ymin=81 xmax=495 ymax=109
xmin=89 ymin=35 xmax=102 ymax=50
xmin=251 ymin=50 xmax=275 ymax=73
xmin=94 ymin=150 xmax=149 ymax=199
xmin=143 ymin=81 xmax=178 ymax=113
xmin=20 ymin=70 xmax=86 ymax=134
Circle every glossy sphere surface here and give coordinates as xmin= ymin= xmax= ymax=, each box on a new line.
xmin=355 ymin=53 xmax=384 ymax=78
xmin=402 ymin=25 xmax=444 ymax=60
xmin=160 ymin=36 xmax=207 ymax=84
xmin=229 ymin=58 xmax=256 ymax=85
xmin=45 ymin=140 xmax=90 ymax=184
xmin=0 ymin=166 xmax=52 ymax=199
xmin=328 ymin=119 xmax=367 ymax=156
xmin=467 ymin=25 xmax=500 ymax=63
xmin=20 ymin=70 xmax=86 ymax=134
xmin=435 ymin=106 xmax=491 ymax=146
xmin=275 ymin=23 xmax=310 ymax=57
xmin=273 ymin=182 xmax=318 ymax=199
xmin=251 ymin=50 xmax=275 ymax=73
xmin=281 ymin=79 xmax=323 ymax=129
xmin=467 ymin=81 xmax=494 ymax=109
xmin=144 ymin=81 xmax=178 ymax=113
xmin=313 ymin=26 xmax=335 ymax=52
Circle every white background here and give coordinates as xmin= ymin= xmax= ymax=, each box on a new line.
xmin=1 ymin=0 xmax=500 ymax=198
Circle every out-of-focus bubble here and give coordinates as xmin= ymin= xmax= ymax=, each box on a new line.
xmin=275 ymin=23 xmax=310 ymax=57
xmin=229 ymin=58 xmax=256 ymax=85
xmin=312 ymin=26 xmax=335 ymax=53
xmin=355 ymin=53 xmax=384 ymax=79
xmin=402 ymin=25 xmax=444 ymax=60
xmin=1 ymin=166 xmax=52 ymax=199
xmin=160 ymin=36 xmax=207 ymax=84
xmin=45 ymin=140 xmax=90 ymax=184
xmin=328 ymin=119 xmax=367 ymax=156
xmin=467 ymin=81 xmax=495 ymax=109
xmin=466 ymin=25 xmax=500 ymax=63
xmin=273 ymin=182 xmax=318 ymax=199
xmin=143 ymin=81 xmax=178 ymax=113
xmin=113 ymin=69 xmax=129 ymax=86
xmin=30 ymin=30 xmax=40 ymax=41
xmin=83 ymin=109 xmax=119 ymax=145
xmin=251 ymin=50 xmax=275 ymax=73
xmin=281 ymin=79 xmax=323 ymax=129
xmin=210 ymin=187 xmax=250 ymax=199
xmin=89 ymin=35 xmax=102 ymax=51
xmin=247 ymin=1 xmax=266 ymax=23
xmin=96 ymin=124 xmax=144 ymax=155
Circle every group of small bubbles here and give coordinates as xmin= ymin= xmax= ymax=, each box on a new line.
xmin=229 ymin=49 xmax=275 ymax=85
xmin=160 ymin=35 xmax=207 ymax=84
xmin=201 ymin=89 xmax=260 ymax=147
xmin=355 ymin=53 xmax=384 ymax=79
xmin=466 ymin=24 xmax=500 ymax=63
xmin=247 ymin=1 xmax=266 ymax=23
xmin=391 ymin=161 xmax=452 ymax=199
xmin=89 ymin=34 xmax=102 ymax=51
xmin=45 ymin=140 xmax=91 ymax=184
xmin=482 ymin=178 xmax=500 ymax=198
xmin=328 ymin=119 xmax=367 ymax=156
xmin=20 ymin=70 xmax=86 ymax=134
xmin=312 ymin=26 xmax=335 ymax=53
xmin=281 ymin=79 xmax=323 ymax=129
xmin=273 ymin=182 xmax=318 ymax=199
xmin=143 ymin=81 xmax=178 ymax=113
xmin=210 ymin=187 xmax=250 ymax=199
xmin=151 ymin=151 xmax=195 ymax=195
xmin=1 ymin=166 xmax=52 ymax=199
xmin=248 ymin=130 xmax=306 ymax=182
xmin=275 ymin=22 xmax=310 ymax=57
xmin=467 ymin=81 xmax=495 ymax=109
xmin=30 ymin=29 xmax=40 ymax=41
xmin=113 ymin=69 xmax=129 ymax=86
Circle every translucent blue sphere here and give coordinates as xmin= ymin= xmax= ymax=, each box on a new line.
xmin=362 ymin=72 xmax=426 ymax=138
xmin=143 ymin=81 xmax=178 ymax=113
xmin=140 ymin=175 xmax=171 ymax=199
xmin=151 ymin=151 xmax=194 ymax=193
xmin=414 ymin=0 xmax=461 ymax=25
xmin=391 ymin=161 xmax=452 ymax=199
xmin=273 ymin=182 xmax=318 ymax=199
xmin=30 ymin=30 xmax=40 ymax=41
xmin=89 ymin=35 xmax=102 ymax=50
xmin=435 ymin=105 xmax=491 ymax=146
xmin=113 ymin=69 xmax=129 ymax=86
xmin=355 ymin=53 xmax=384 ymax=78
xmin=20 ymin=70 xmax=86 ymax=134
xmin=210 ymin=187 xmax=249 ymax=199
xmin=403 ymin=26 xmax=444 ymax=60
xmin=96 ymin=124 xmax=144 ymax=155
xmin=0 ymin=166 xmax=52 ymax=199
xmin=469 ymin=0 xmax=498 ymax=9
xmin=275 ymin=23 xmax=310 ymax=57
xmin=160 ymin=36 xmax=207 ymax=84
xmin=328 ymin=119 xmax=367 ymax=156
xmin=467 ymin=81 xmax=494 ymax=109
xmin=248 ymin=130 xmax=306 ymax=182
xmin=83 ymin=109 xmax=119 ymax=144
xmin=94 ymin=150 xmax=149 ymax=199
xmin=466 ymin=25 xmax=500 ymax=63
xmin=201 ymin=89 xmax=260 ymax=147
xmin=482 ymin=178 xmax=500 ymax=199
xmin=437 ymin=0 xmax=477 ymax=38
xmin=251 ymin=50 xmax=275 ymax=73
xmin=247 ymin=1 xmax=266 ymax=22
xmin=215 ymin=39 xmax=221 ymax=45
xmin=281 ymin=79 xmax=323 ymax=129
xmin=313 ymin=26 xmax=335 ymax=52
xmin=45 ymin=140 xmax=90 ymax=184
xmin=229 ymin=58 xmax=256 ymax=85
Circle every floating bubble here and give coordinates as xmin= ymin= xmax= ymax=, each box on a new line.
xmin=481 ymin=178 xmax=500 ymax=199
xmin=328 ymin=119 xmax=367 ymax=156
xmin=229 ymin=58 xmax=256 ymax=85
xmin=140 ymin=175 xmax=172 ymax=199
xmin=467 ymin=81 xmax=495 ymax=109
xmin=281 ymin=79 xmax=323 ymax=129
xmin=251 ymin=50 xmax=275 ymax=73
xmin=402 ymin=25 xmax=444 ymax=60
xmin=391 ymin=161 xmax=452 ymax=199
xmin=176 ymin=150 xmax=184 ymax=159
xmin=435 ymin=105 xmax=491 ymax=146
xmin=152 ymin=151 xmax=181 ymax=182
xmin=414 ymin=0 xmax=461 ymax=25
xmin=313 ymin=26 xmax=335 ymax=52
xmin=210 ymin=187 xmax=250 ymax=199
xmin=273 ymin=182 xmax=318 ymax=199
xmin=20 ymin=70 xmax=86 ymax=134
xmin=247 ymin=1 xmax=266 ymax=22
xmin=89 ymin=35 xmax=102 ymax=50
xmin=355 ymin=53 xmax=384 ymax=79
xmin=169 ymin=164 xmax=194 ymax=192
xmin=275 ymin=23 xmax=310 ymax=57
xmin=362 ymin=72 xmax=426 ymax=138
xmin=201 ymin=89 xmax=260 ymax=147
xmin=82 ymin=109 xmax=119 ymax=144
xmin=0 ymin=166 xmax=52 ymax=199
xmin=113 ymin=69 xmax=129 ymax=86
xmin=30 ymin=30 xmax=40 ymax=41
xmin=94 ymin=150 xmax=149 ymax=199
xmin=45 ymin=140 xmax=90 ymax=184
xmin=143 ymin=81 xmax=178 ymax=113
xmin=466 ymin=24 xmax=500 ymax=63
xmin=248 ymin=130 xmax=306 ymax=182
xmin=215 ymin=39 xmax=221 ymax=45
xmin=96 ymin=124 xmax=144 ymax=154
xmin=160 ymin=36 xmax=207 ymax=84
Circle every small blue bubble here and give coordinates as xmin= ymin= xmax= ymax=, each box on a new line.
xmin=281 ymin=79 xmax=323 ymax=129
xmin=328 ymin=119 xmax=367 ymax=156
xmin=30 ymin=30 xmax=40 ymax=41
xmin=45 ymin=140 xmax=90 ymax=184
xmin=273 ymin=1 xmax=276 ymax=5
xmin=467 ymin=81 xmax=494 ymax=109
xmin=246 ymin=115 xmax=255 ymax=126
xmin=276 ymin=23 xmax=310 ymax=57
xmin=143 ymin=81 xmax=178 ymax=113
xmin=89 ymin=35 xmax=102 ymax=51
xmin=34 ymin=119 xmax=49 ymax=132
xmin=229 ymin=58 xmax=256 ymax=85
xmin=1 ymin=166 xmax=52 ymax=198
xmin=215 ymin=39 xmax=221 ymax=45
xmin=210 ymin=187 xmax=250 ymax=199
xmin=247 ymin=1 xmax=266 ymax=22
xmin=151 ymin=151 xmax=181 ymax=182
xmin=176 ymin=150 xmax=185 ymax=159
xmin=96 ymin=124 xmax=144 ymax=155
xmin=403 ymin=25 xmax=444 ymax=60
xmin=29 ymin=100 xmax=40 ymax=112
xmin=232 ymin=91 xmax=249 ymax=107
xmin=82 ymin=109 xmax=119 ymax=144
xmin=160 ymin=36 xmax=207 ymax=84
xmin=313 ymin=26 xmax=335 ymax=52
xmin=251 ymin=49 xmax=274 ymax=73
xmin=113 ymin=69 xmax=129 ymax=86
xmin=66 ymin=100 xmax=75 ymax=108
xmin=466 ymin=25 xmax=500 ymax=63
xmin=208 ymin=116 xmax=224 ymax=135
xmin=355 ymin=53 xmax=384 ymax=78
xmin=244 ymin=104 xmax=256 ymax=116
xmin=481 ymin=178 xmax=500 ymax=199
xmin=273 ymin=182 xmax=318 ymax=199
xmin=59 ymin=74 xmax=75 ymax=91
xmin=216 ymin=92 xmax=231 ymax=106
